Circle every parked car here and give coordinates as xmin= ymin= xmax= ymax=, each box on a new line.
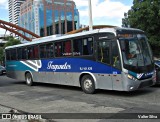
xmin=155 ymin=60 xmax=160 ymax=84
xmin=0 ymin=65 xmax=6 ymax=75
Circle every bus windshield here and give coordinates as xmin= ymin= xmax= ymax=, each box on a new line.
xmin=119 ymin=34 xmax=153 ymax=73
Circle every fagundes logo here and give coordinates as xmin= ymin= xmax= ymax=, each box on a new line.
xmin=47 ymin=61 xmax=71 ymax=71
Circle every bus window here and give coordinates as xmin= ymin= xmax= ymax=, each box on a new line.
xmin=97 ymin=41 xmax=110 ymax=64
xmin=34 ymin=46 xmax=39 ymax=59
xmin=83 ymin=37 xmax=93 ymax=55
xmin=55 ymin=42 xmax=62 ymax=57
xmin=40 ymin=45 xmax=46 ymax=59
xmin=17 ymin=48 xmax=22 ymax=60
xmin=111 ymin=41 xmax=121 ymax=69
xmin=73 ymin=39 xmax=82 ymax=56
xmin=27 ymin=46 xmax=34 ymax=59
xmin=6 ymin=50 xmax=10 ymax=61
xmin=10 ymin=49 xmax=17 ymax=60
xmin=46 ymin=43 xmax=54 ymax=58
xmin=22 ymin=47 xmax=27 ymax=60
xmin=62 ymin=40 xmax=72 ymax=56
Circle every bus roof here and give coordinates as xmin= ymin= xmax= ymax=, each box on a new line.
xmin=5 ymin=27 xmax=144 ymax=49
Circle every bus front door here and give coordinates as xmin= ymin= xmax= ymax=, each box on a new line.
xmin=97 ymin=40 xmax=113 ymax=90
xmin=110 ymin=41 xmax=123 ymax=90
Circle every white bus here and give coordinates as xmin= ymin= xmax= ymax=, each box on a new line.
xmin=5 ymin=27 xmax=156 ymax=94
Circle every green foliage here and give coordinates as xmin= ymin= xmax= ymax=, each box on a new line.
xmin=122 ymin=13 xmax=130 ymax=27
xmin=124 ymin=0 xmax=160 ymax=57
xmin=4 ymin=36 xmax=21 ymax=48
xmin=0 ymin=47 xmax=4 ymax=63
xmin=0 ymin=36 xmax=21 ymax=64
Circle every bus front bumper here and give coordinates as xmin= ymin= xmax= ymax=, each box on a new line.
xmin=126 ymin=78 xmax=156 ymax=91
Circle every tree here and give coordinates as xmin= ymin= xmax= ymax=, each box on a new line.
xmin=124 ymin=0 xmax=160 ymax=56
xmin=122 ymin=12 xmax=130 ymax=27
xmin=0 ymin=36 xmax=21 ymax=65
xmin=0 ymin=47 xmax=4 ymax=65
xmin=4 ymin=36 xmax=21 ymax=48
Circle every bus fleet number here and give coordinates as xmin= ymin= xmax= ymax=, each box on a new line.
xmin=80 ymin=67 xmax=92 ymax=71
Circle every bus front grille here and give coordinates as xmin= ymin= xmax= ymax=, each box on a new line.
xmin=138 ymin=80 xmax=153 ymax=88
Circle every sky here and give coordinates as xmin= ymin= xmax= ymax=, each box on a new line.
xmin=0 ymin=0 xmax=133 ymax=34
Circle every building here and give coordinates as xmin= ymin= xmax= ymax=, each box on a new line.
xmin=8 ymin=0 xmax=26 ymax=25
xmin=18 ymin=0 xmax=80 ymax=37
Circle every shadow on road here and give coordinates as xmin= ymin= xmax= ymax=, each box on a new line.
xmin=1 ymin=75 xmax=159 ymax=97
xmin=96 ymin=86 xmax=159 ymax=97
xmin=151 ymin=84 xmax=160 ymax=88
xmin=31 ymin=82 xmax=159 ymax=97
xmin=33 ymin=82 xmax=82 ymax=92
xmin=0 ymin=76 xmax=24 ymax=87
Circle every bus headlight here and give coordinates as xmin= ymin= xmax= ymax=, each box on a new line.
xmin=128 ymin=74 xmax=133 ymax=79
xmin=128 ymin=74 xmax=137 ymax=81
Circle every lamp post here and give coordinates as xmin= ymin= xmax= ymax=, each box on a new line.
xmin=88 ymin=0 xmax=93 ymax=31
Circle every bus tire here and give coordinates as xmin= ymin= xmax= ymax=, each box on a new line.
xmin=25 ymin=73 xmax=33 ymax=86
xmin=81 ymin=75 xmax=96 ymax=94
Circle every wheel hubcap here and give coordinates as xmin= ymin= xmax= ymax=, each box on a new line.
xmin=84 ymin=79 xmax=92 ymax=90
xmin=27 ymin=76 xmax=31 ymax=84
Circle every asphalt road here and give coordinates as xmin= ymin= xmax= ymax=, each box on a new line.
xmin=0 ymin=75 xmax=160 ymax=122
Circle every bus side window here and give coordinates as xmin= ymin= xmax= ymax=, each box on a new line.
xmin=46 ymin=43 xmax=54 ymax=58
xmin=83 ymin=37 xmax=93 ymax=55
xmin=34 ymin=46 xmax=39 ymax=59
xmin=22 ymin=47 xmax=27 ymax=60
xmin=17 ymin=48 xmax=22 ymax=60
xmin=27 ymin=46 xmax=34 ymax=60
xmin=55 ymin=42 xmax=62 ymax=57
xmin=10 ymin=49 xmax=17 ymax=60
xmin=6 ymin=50 xmax=10 ymax=61
xmin=62 ymin=40 xmax=71 ymax=56
xmin=73 ymin=39 xmax=82 ymax=56
xmin=40 ymin=45 xmax=46 ymax=59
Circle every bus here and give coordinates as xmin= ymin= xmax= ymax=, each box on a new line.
xmin=5 ymin=27 xmax=156 ymax=94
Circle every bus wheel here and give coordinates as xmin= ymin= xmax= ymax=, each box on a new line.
xmin=25 ymin=73 xmax=33 ymax=86
xmin=81 ymin=75 xmax=96 ymax=94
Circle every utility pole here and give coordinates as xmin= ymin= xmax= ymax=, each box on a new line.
xmin=88 ymin=0 xmax=93 ymax=31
